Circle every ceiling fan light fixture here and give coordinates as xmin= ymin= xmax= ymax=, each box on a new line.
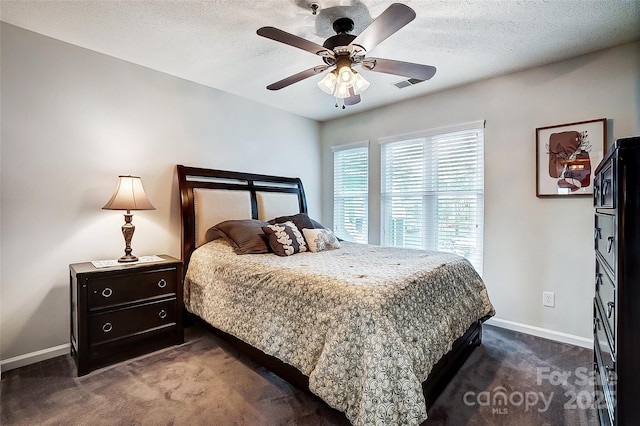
xmin=259 ymin=4 xmax=436 ymax=110
xmin=317 ymin=66 xmax=368 ymax=99
xmin=317 ymin=71 xmax=337 ymax=95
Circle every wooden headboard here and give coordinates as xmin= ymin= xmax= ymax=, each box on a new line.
xmin=177 ymin=165 xmax=308 ymax=267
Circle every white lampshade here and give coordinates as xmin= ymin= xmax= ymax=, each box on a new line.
xmin=337 ymin=65 xmax=355 ymax=86
xmin=352 ymin=72 xmax=370 ymax=95
xmin=102 ymin=175 xmax=155 ymax=211
xmin=334 ymin=81 xmax=352 ymax=99
xmin=317 ymin=72 xmax=337 ymax=95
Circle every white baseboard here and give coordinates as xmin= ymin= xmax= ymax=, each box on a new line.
xmin=1 ymin=343 xmax=70 ymax=373
xmin=486 ymin=317 xmax=592 ymax=349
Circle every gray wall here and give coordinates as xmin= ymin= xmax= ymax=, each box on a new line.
xmin=0 ymin=23 xmax=321 ymax=364
xmin=320 ymin=40 xmax=640 ymax=341
xmin=2 ymin=18 xmax=639 ymax=368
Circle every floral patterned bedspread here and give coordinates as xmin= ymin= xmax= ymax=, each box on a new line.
xmin=184 ymin=240 xmax=495 ymax=425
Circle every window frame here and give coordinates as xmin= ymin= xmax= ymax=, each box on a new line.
xmin=332 ymin=141 xmax=369 ymax=243
xmin=378 ymin=121 xmax=485 ymax=274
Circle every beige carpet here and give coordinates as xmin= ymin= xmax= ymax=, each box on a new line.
xmin=1 ymin=324 xmax=596 ymax=425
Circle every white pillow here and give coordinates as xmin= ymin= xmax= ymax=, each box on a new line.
xmin=302 ymin=228 xmax=341 ymax=253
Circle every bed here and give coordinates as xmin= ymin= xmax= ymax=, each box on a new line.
xmin=177 ymin=165 xmax=495 ymax=426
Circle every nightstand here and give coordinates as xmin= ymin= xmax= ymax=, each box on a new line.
xmin=69 ymin=255 xmax=183 ymax=376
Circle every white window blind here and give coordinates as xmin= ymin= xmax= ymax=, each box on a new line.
xmin=380 ymin=123 xmax=484 ymax=274
xmin=333 ymin=144 xmax=368 ymax=243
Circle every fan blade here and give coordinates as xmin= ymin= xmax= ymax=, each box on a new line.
xmin=363 ymin=58 xmax=436 ymax=80
xmin=344 ymin=93 xmax=361 ymax=106
xmin=266 ymin=65 xmax=329 ymax=91
xmin=257 ymin=27 xmax=333 ymax=58
xmin=349 ymin=3 xmax=416 ymax=54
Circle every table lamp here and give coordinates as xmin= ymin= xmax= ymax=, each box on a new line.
xmin=102 ymin=175 xmax=155 ymax=262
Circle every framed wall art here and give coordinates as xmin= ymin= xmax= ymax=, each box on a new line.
xmin=536 ymin=118 xmax=607 ymax=197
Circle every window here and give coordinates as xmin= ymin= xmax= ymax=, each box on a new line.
xmin=333 ymin=143 xmax=368 ymax=243
xmin=380 ymin=122 xmax=484 ymax=274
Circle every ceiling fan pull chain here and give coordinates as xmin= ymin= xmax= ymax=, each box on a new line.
xmin=334 ymin=97 xmax=346 ymax=109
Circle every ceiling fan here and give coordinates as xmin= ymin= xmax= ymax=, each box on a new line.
xmin=257 ymin=3 xmax=436 ymax=108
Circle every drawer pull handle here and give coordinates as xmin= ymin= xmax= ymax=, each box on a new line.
xmin=159 ymin=309 xmax=167 ymax=319
xmin=101 ymin=288 xmax=113 ymax=298
xmin=602 ymin=180 xmax=610 ymax=196
xmin=595 ymin=273 xmax=602 ymax=288
xmin=102 ymin=322 xmax=113 ymax=333
xmin=157 ymin=279 xmax=167 ymax=289
xmin=607 ymin=301 xmax=615 ymax=318
xmin=607 ymin=236 xmax=614 ymax=253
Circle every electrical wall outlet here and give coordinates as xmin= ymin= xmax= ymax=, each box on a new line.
xmin=543 ymin=291 xmax=555 ymax=307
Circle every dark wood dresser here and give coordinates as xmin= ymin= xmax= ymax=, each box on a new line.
xmin=593 ymin=136 xmax=640 ymax=425
xmin=70 ymin=255 xmax=183 ymax=376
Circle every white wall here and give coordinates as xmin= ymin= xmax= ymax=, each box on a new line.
xmin=0 ymin=23 xmax=320 ymax=365
xmin=320 ymin=41 xmax=640 ymax=341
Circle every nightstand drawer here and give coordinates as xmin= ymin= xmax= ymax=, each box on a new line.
xmin=87 ymin=268 xmax=177 ymax=310
xmin=89 ymin=298 xmax=177 ymax=345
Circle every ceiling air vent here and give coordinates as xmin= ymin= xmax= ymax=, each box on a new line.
xmin=393 ymin=78 xmax=424 ymax=89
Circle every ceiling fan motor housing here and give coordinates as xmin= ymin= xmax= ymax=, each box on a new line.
xmin=332 ymin=17 xmax=354 ymax=34
xmin=322 ymin=34 xmax=356 ymax=65
xmin=323 ymin=33 xmax=357 ymax=50
xmin=323 ymin=18 xmax=357 ymax=64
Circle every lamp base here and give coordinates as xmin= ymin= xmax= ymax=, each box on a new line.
xmin=118 ymin=212 xmax=138 ymax=263
xmin=118 ymin=254 xmax=139 ymax=263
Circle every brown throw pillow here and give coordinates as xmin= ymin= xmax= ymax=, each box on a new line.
xmin=261 ymin=221 xmax=307 ymax=256
xmin=268 ymin=213 xmax=336 ymax=243
xmin=206 ymin=219 xmax=270 ymax=254
xmin=268 ymin=213 xmax=315 ymax=231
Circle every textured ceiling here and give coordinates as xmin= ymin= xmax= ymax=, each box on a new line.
xmin=2 ymin=0 xmax=639 ymax=122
